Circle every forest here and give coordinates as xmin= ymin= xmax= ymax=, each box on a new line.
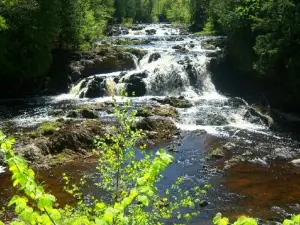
xmin=0 ymin=0 xmax=300 ymax=108
xmin=1 ymin=1 xmax=300 ymax=225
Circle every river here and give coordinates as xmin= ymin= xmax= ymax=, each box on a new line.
xmin=0 ymin=24 xmax=299 ymax=224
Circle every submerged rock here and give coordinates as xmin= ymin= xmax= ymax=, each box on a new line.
xmin=148 ymin=52 xmax=161 ymax=63
xmin=145 ymin=29 xmax=156 ymax=35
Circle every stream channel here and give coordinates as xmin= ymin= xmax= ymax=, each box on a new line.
xmin=0 ymin=24 xmax=300 ymax=224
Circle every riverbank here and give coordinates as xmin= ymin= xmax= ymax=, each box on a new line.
xmin=1 ymin=23 xmax=300 ymax=224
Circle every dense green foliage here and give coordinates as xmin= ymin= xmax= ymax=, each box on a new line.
xmin=213 ymin=213 xmax=300 ymax=225
xmin=0 ymin=0 xmax=114 ymax=80
xmin=198 ymin=0 xmax=300 ymax=108
xmin=113 ymin=0 xmax=194 ymax=23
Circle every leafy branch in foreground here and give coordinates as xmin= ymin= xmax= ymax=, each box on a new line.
xmin=213 ymin=213 xmax=300 ymax=225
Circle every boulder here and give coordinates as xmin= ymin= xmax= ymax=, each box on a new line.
xmin=84 ymin=77 xmax=106 ymax=98
xmin=148 ymin=53 xmax=161 ymax=63
xmin=66 ymin=110 xmax=80 ymax=118
xmin=145 ymin=29 xmax=157 ymax=35
xmin=121 ymin=72 xmax=148 ymax=97
xmin=155 ymin=96 xmax=193 ymax=108
xmin=172 ymin=45 xmax=188 ymax=52
xmin=80 ymin=109 xmax=98 ymax=119
xmin=136 ymin=117 xmax=177 ymax=140
xmin=19 ymin=144 xmax=43 ymax=161
xmin=136 ymin=105 xmax=178 ymax=118
xmin=105 ymin=25 xmax=128 ymax=36
xmin=69 ymin=47 xmax=137 ymax=82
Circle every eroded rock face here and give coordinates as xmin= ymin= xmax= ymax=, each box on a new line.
xmin=69 ymin=48 xmax=136 ymax=82
xmin=15 ymin=120 xmax=106 ymax=168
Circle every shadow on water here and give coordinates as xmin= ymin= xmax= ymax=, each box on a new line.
xmin=216 ymin=161 xmax=300 ymax=221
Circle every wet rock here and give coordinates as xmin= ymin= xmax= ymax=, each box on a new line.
xmin=155 ymin=96 xmax=193 ymax=108
xmin=223 ymin=142 xmax=236 ymax=151
xmin=179 ymin=29 xmax=189 ymax=35
xmin=196 ymin=113 xmax=229 ymax=126
xmin=84 ymin=77 xmax=106 ymax=98
xmin=202 ymin=37 xmax=227 ymax=49
xmin=105 ymin=25 xmax=129 ymax=36
xmin=136 ymin=105 xmax=178 ymax=118
xmin=121 ymin=71 xmax=148 ymax=97
xmin=167 ymin=144 xmax=179 ymax=152
xmin=136 ymin=117 xmax=177 ymax=140
xmin=48 ymin=109 xmax=64 ymax=117
xmin=210 ymin=148 xmax=225 ymax=159
xmin=80 ymin=109 xmax=98 ymax=119
xmin=148 ymin=53 xmax=161 ymax=63
xmin=19 ymin=144 xmax=43 ymax=161
xmin=274 ymin=147 xmax=296 ymax=159
xmin=202 ymin=43 xmax=216 ymax=50
xmin=126 ymin=48 xmax=148 ymax=60
xmin=224 ymin=156 xmax=247 ymax=169
xmin=172 ymin=45 xmax=188 ymax=52
xmin=291 ymin=159 xmax=300 ymax=167
xmin=199 ymin=200 xmax=209 ymax=207
xmin=145 ymin=29 xmax=157 ymax=35
xmin=69 ymin=47 xmax=137 ymax=82
xmin=130 ymin=25 xmax=145 ymax=31
xmin=66 ymin=110 xmax=80 ymax=118
xmin=185 ymin=58 xmax=198 ymax=85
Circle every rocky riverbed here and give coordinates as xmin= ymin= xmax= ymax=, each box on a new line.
xmin=1 ymin=24 xmax=300 ymax=224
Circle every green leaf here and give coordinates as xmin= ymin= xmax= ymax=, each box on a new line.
xmin=283 ymin=220 xmax=295 ymax=225
xmin=137 ymin=195 xmax=150 ymax=207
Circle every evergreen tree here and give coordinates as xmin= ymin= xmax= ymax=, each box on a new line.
xmin=114 ymin=0 xmax=126 ymax=22
xmin=125 ymin=0 xmax=136 ymax=19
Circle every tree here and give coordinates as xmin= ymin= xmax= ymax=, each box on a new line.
xmin=125 ymin=0 xmax=136 ymax=19
xmin=114 ymin=0 xmax=126 ymax=22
